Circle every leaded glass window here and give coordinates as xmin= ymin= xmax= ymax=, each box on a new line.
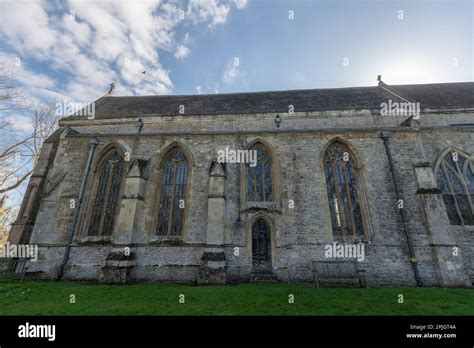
xmin=247 ymin=145 xmax=273 ymax=202
xmin=436 ymin=151 xmax=474 ymax=225
xmin=155 ymin=148 xmax=189 ymax=237
xmin=324 ymin=142 xmax=364 ymax=239
xmin=88 ymin=149 xmax=125 ymax=236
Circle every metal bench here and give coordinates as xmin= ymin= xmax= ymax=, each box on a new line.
xmin=0 ymin=258 xmax=29 ymax=281
xmin=311 ymin=260 xmax=367 ymax=288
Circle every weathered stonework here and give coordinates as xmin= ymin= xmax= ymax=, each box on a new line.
xmin=99 ymin=248 xmax=136 ymax=284
xmin=8 ymin=82 xmax=474 ymax=287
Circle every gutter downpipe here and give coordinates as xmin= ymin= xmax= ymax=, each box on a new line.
xmin=57 ymin=137 xmax=100 ymax=280
xmin=381 ymin=131 xmax=423 ymax=287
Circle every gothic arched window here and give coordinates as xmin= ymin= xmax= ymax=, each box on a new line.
xmin=87 ymin=148 xmax=126 ymax=236
xmin=324 ymin=142 xmax=365 ymax=239
xmin=436 ymin=151 xmax=474 ymax=225
xmin=247 ymin=144 xmax=273 ymax=202
xmin=155 ymin=148 xmax=189 ymax=237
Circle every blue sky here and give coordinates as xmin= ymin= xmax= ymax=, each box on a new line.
xmin=178 ymin=0 xmax=473 ymax=93
xmin=0 ymin=0 xmax=472 ymax=105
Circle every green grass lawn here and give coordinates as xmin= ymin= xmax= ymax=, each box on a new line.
xmin=0 ymin=278 xmax=472 ymax=315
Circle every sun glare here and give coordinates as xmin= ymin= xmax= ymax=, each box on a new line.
xmin=381 ymin=61 xmax=440 ymax=85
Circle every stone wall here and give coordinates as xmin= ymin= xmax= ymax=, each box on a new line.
xmin=15 ymin=108 xmax=474 ymax=286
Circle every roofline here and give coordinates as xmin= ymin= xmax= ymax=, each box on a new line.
xmin=100 ymin=81 xmax=474 ymax=99
xmin=64 ymin=80 xmax=474 ymax=121
xmin=104 ymin=84 xmax=378 ymax=99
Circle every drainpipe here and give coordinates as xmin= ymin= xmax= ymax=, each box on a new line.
xmin=57 ymin=137 xmax=99 ymax=280
xmin=381 ymin=131 xmax=423 ymax=287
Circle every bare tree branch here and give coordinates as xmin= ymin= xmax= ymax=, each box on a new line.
xmin=0 ymin=170 xmax=33 ymax=194
xmin=0 ymin=69 xmax=60 ymax=198
xmin=0 ymin=134 xmax=34 ymax=159
xmin=0 ymin=69 xmax=25 ymax=112
xmin=0 ymin=105 xmax=60 ymax=194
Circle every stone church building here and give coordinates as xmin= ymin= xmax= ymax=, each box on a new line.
xmin=8 ymin=80 xmax=474 ymax=287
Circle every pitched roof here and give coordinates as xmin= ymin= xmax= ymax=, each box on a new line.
xmin=65 ymin=82 xmax=474 ymax=120
xmin=383 ymin=82 xmax=474 ymax=110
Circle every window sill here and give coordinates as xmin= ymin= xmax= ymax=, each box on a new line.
xmin=149 ymin=236 xmax=184 ymax=245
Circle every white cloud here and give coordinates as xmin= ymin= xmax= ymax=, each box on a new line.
xmin=187 ymin=0 xmax=231 ymax=27
xmin=196 ymin=85 xmax=202 ymax=94
xmin=60 ymin=14 xmax=92 ymax=46
xmin=0 ymin=0 xmax=248 ymax=104
xmin=183 ymin=32 xmax=191 ymax=45
xmin=222 ymin=58 xmax=240 ymax=84
xmin=175 ymin=45 xmax=191 ymax=60
xmin=16 ymin=70 xmax=56 ymax=90
xmin=0 ymin=51 xmax=65 ymax=109
xmin=1 ymin=1 xmax=57 ymax=56
xmin=3 ymin=115 xmax=34 ymax=133
xmin=0 ymin=52 xmax=56 ymax=90
xmin=233 ymin=0 xmax=248 ymax=9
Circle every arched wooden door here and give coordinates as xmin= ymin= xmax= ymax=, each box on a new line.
xmin=252 ymin=218 xmax=271 ymax=271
